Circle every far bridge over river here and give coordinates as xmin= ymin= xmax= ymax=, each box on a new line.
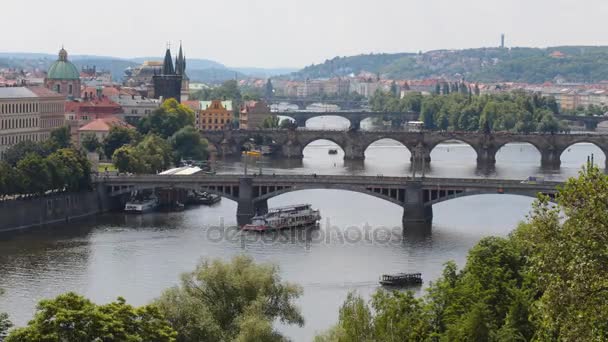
xmin=101 ymin=174 xmax=561 ymax=228
xmin=203 ymin=129 xmax=608 ymax=169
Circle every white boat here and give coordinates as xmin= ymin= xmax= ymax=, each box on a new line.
xmin=242 ymin=204 xmax=321 ymax=232
xmin=124 ymin=194 xmax=160 ymax=214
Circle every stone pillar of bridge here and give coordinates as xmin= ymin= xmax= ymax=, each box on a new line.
xmin=294 ymin=116 xmax=308 ymax=129
xmin=409 ymin=143 xmax=431 ymax=169
xmin=236 ymin=177 xmax=268 ymax=225
xmin=348 ymin=118 xmax=361 ymax=131
xmin=476 ymin=145 xmax=498 ymax=168
xmin=344 ymin=142 xmax=365 ymax=160
xmin=541 ymin=147 xmax=561 ymax=169
xmin=402 ymin=181 xmax=433 ymax=228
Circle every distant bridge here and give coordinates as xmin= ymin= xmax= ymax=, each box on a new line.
xmin=267 ymin=97 xmax=367 ymax=110
xmin=101 ymin=174 xmax=561 ymax=227
xmin=273 ymin=111 xmax=419 ymax=130
xmin=202 ymin=129 xmax=608 ymax=169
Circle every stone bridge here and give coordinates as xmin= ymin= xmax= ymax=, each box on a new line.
xmin=100 ymin=174 xmax=561 ymax=228
xmin=555 ymin=114 xmax=608 ymax=130
xmin=274 ymin=111 xmax=419 ymax=130
xmin=202 ymin=129 xmax=608 ymax=169
xmin=268 ymin=97 xmax=366 ymax=110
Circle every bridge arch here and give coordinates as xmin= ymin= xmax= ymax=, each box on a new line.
xmin=363 ymin=138 xmax=411 ymax=165
xmin=428 ymin=139 xmax=479 ymax=165
xmin=424 ymin=189 xmax=551 ymax=206
xmin=495 ymin=142 xmax=542 ymax=165
xmin=301 ymin=138 xmax=346 ymax=159
xmin=559 ymin=141 xmax=608 ymax=168
xmin=107 ymin=184 xmax=240 ymax=203
xmin=254 ymin=184 xmax=406 ymax=207
xmin=303 ymin=115 xmax=351 ymax=131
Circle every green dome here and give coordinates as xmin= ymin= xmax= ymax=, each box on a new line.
xmin=47 ymin=48 xmax=80 ymax=80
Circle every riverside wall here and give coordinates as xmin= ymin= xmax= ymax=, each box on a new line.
xmin=0 ymin=185 xmax=112 ymax=233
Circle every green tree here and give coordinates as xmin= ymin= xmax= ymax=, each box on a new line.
xmin=334 ymin=292 xmax=373 ymax=342
xmin=514 ymin=166 xmax=608 ymax=341
xmin=537 ymin=111 xmax=560 ymax=133
xmin=138 ymin=99 xmax=195 ymax=138
xmin=6 ymin=292 xmax=176 ymax=342
xmin=0 ymin=289 xmax=12 ymax=340
xmin=46 ymin=149 xmax=90 ymax=191
xmin=136 ymin=134 xmax=172 ymax=173
xmin=81 ymin=133 xmax=101 ymax=153
xmin=170 ymin=126 xmax=209 ymax=164
xmin=371 ymin=290 xmax=430 ymax=341
xmin=155 ymin=255 xmax=304 ymax=342
xmin=103 ymin=125 xmax=138 ymax=159
xmin=112 ymin=145 xmax=144 ymax=174
xmin=261 ymin=115 xmax=281 ymax=129
xmin=3 ymin=140 xmax=51 ymax=167
xmin=49 ymin=126 xmax=71 ymax=149
xmin=17 ymin=153 xmax=50 ymax=195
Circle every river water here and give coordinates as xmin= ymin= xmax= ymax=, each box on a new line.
xmin=0 ymin=116 xmax=604 ymax=341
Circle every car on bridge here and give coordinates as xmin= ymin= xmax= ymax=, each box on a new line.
xmin=521 ymin=176 xmax=545 ymax=184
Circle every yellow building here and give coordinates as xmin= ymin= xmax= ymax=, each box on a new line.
xmin=197 ymin=100 xmax=233 ymax=131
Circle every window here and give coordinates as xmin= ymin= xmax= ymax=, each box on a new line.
xmin=55 ymin=84 xmax=61 ymax=93
xmin=68 ymin=84 xmax=73 ymax=95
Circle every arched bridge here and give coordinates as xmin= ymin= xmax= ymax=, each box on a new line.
xmin=202 ymin=129 xmax=608 ymax=169
xmin=268 ymin=97 xmax=367 ymax=110
xmin=100 ymin=174 xmax=561 ymax=228
xmin=273 ymin=111 xmax=419 ymax=130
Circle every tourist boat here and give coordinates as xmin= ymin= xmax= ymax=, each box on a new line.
xmin=379 ymin=273 xmax=422 ymax=287
xmin=328 ymin=149 xmax=338 ymax=155
xmin=242 ymin=204 xmax=321 ymax=232
xmin=124 ymin=194 xmax=159 ymax=214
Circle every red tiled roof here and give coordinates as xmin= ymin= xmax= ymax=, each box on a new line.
xmin=27 ymin=86 xmax=64 ymax=98
xmin=78 ymin=116 xmax=132 ymax=132
xmin=182 ymin=100 xmax=200 ymax=111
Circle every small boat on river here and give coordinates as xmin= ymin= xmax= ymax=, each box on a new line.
xmin=242 ymin=204 xmax=321 ymax=232
xmin=328 ymin=149 xmax=338 ymax=155
xmin=188 ymin=191 xmax=221 ymax=205
xmin=124 ymin=194 xmax=160 ymax=214
xmin=379 ymin=273 xmax=422 ymax=287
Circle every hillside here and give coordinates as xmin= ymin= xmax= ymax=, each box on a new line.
xmin=290 ymin=46 xmax=608 ymax=83
xmin=0 ymin=53 xmax=289 ymax=83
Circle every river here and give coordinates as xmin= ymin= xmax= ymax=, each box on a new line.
xmin=0 ymin=116 xmax=604 ymax=341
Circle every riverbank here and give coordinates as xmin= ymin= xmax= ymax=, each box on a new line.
xmin=0 ymin=185 xmax=112 ymax=233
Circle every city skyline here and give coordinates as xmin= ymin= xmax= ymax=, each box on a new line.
xmin=3 ymin=0 xmax=608 ymax=68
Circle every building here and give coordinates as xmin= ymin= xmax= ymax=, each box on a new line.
xmin=111 ymin=94 xmax=160 ymax=123
xmin=153 ymin=44 xmax=185 ymax=103
xmin=65 ymin=96 xmax=122 ymax=124
xmin=323 ymin=78 xmax=350 ymax=96
xmin=44 ymin=47 xmax=81 ymax=99
xmin=175 ymin=44 xmax=190 ymax=101
xmin=77 ymin=116 xmax=132 ymax=145
xmin=239 ymin=101 xmax=271 ymax=129
xmin=0 ymin=87 xmax=65 ymax=159
xmin=197 ymin=100 xmax=233 ymax=131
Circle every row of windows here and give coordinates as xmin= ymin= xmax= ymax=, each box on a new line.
xmin=0 ymin=133 xmax=40 ymax=146
xmin=200 ymin=126 xmax=225 ymax=130
xmin=0 ymin=116 xmax=39 ymax=130
xmin=0 ymin=102 xmax=38 ymax=114
xmin=129 ymin=109 xmax=153 ymax=115
xmin=201 ymin=118 xmax=231 ymax=124
xmin=42 ymin=118 xmax=64 ymax=129
xmin=40 ymin=102 xmax=64 ymax=113
xmin=199 ymin=112 xmax=232 ymax=117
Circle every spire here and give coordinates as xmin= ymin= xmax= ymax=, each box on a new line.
xmin=162 ymin=48 xmax=175 ymax=75
xmin=176 ymin=41 xmax=185 ymax=75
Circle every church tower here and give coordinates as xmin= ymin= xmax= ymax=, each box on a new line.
xmin=175 ymin=42 xmax=190 ymax=101
xmin=153 ymin=45 xmax=183 ymax=102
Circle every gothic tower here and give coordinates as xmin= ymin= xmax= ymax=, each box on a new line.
xmin=153 ymin=45 xmax=182 ymax=102
xmin=175 ymin=42 xmax=190 ymax=101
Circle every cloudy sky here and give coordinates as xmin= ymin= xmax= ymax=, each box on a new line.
xmin=3 ymin=0 xmax=608 ymax=68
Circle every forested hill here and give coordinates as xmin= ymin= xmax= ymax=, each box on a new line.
xmin=291 ymin=46 xmax=608 ymax=83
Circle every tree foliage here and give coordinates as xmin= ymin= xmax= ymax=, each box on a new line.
xmin=103 ymin=125 xmax=139 ymax=158
xmin=81 ymin=133 xmax=101 ymax=153
xmin=320 ymin=166 xmax=608 ymax=341
xmin=371 ymin=90 xmax=567 ymax=133
xmin=138 ymin=99 xmax=195 ymax=138
xmin=154 ymin=255 xmax=303 ymax=342
xmin=0 ymin=289 xmax=12 ymax=340
xmin=170 ymin=126 xmax=209 ymax=163
xmin=5 ymin=292 xmax=176 ymax=342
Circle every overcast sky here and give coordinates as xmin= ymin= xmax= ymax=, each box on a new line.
xmin=3 ymin=0 xmax=608 ymax=68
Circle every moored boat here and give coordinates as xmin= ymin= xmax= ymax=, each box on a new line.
xmin=242 ymin=204 xmax=321 ymax=232
xmin=328 ymin=149 xmax=338 ymax=155
xmin=379 ymin=273 xmax=422 ymax=287
xmin=187 ymin=190 xmax=221 ymax=205
xmin=124 ymin=194 xmax=160 ymax=214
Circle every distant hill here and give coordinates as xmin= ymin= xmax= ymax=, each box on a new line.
xmin=0 ymin=52 xmax=291 ymax=83
xmin=289 ymin=46 xmax=608 ymax=83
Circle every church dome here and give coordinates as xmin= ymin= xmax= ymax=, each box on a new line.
xmin=47 ymin=48 xmax=80 ymax=80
